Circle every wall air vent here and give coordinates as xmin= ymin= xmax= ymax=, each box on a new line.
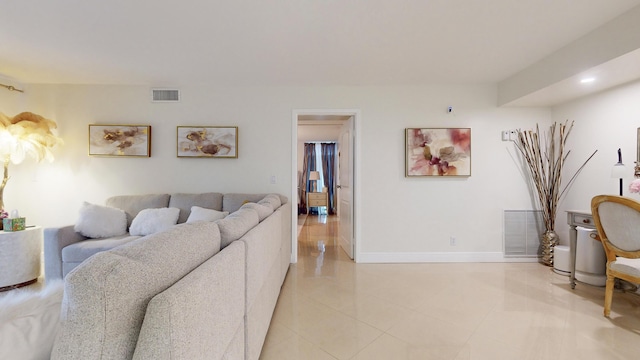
xmin=503 ymin=210 xmax=544 ymax=257
xmin=151 ymin=89 xmax=180 ymax=102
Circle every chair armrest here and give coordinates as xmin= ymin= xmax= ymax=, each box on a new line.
xmin=44 ymin=225 xmax=87 ymax=280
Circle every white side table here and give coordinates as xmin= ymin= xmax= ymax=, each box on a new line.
xmin=0 ymin=226 xmax=42 ymax=291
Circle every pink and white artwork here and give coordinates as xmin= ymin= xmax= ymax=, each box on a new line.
xmin=405 ymin=128 xmax=471 ymax=177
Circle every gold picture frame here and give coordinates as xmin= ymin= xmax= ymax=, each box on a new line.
xmin=177 ymin=126 xmax=238 ymax=158
xmin=88 ymin=125 xmax=151 ymax=157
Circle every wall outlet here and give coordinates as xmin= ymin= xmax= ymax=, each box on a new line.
xmin=509 ymin=130 xmax=518 ymax=141
xmin=450 ymin=236 xmax=456 ymax=246
xmin=269 ymin=175 xmax=276 ymax=184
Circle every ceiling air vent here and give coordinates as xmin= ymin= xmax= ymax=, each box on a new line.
xmin=151 ymin=89 xmax=180 ymax=102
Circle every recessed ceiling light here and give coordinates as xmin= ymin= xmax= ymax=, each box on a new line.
xmin=580 ymin=77 xmax=596 ymax=83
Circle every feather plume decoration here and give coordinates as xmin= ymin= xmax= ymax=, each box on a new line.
xmin=0 ymin=112 xmax=63 ymax=164
xmin=0 ymin=112 xmax=63 ymax=212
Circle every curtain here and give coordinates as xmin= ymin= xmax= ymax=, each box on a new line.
xmin=300 ymin=143 xmax=316 ymax=214
xmin=321 ymin=143 xmax=337 ymax=215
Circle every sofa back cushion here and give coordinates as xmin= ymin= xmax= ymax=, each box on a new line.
xmin=106 ymin=194 xmax=171 ymax=228
xmin=169 ymin=192 xmax=224 ymax=223
xmin=133 ymin=241 xmax=246 ymax=360
xmin=216 ymin=207 xmax=259 ymax=249
xmin=51 ymin=221 xmax=222 ymax=360
xmin=257 ymin=194 xmax=282 ymax=211
xmin=241 ymin=202 xmax=274 ymax=222
xmin=223 ymin=193 xmax=288 ymax=213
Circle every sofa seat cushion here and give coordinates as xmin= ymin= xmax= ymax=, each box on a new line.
xmin=52 ymin=221 xmax=222 ymax=360
xmin=106 ymin=194 xmax=171 ymax=228
xmin=216 ymin=207 xmax=259 ymax=249
xmin=169 ymin=192 xmax=224 ymax=223
xmin=61 ymin=235 xmax=141 ymax=263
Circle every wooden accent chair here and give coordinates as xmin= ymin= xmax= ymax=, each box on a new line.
xmin=591 ymin=195 xmax=640 ymax=317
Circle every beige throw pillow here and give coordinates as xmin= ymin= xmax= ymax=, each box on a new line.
xmin=186 ymin=206 xmax=229 ymax=223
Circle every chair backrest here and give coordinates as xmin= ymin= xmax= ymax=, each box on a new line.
xmin=591 ymin=195 xmax=640 ymax=261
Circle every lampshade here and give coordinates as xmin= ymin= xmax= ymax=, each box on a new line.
xmin=309 ymin=171 xmax=320 ymax=180
xmin=611 ymin=163 xmax=627 ymax=178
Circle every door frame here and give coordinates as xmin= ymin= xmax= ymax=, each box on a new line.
xmin=291 ymin=109 xmax=361 ymax=263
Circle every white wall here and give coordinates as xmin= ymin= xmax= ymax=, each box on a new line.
xmin=1 ymin=83 xmax=555 ymax=262
xmin=554 ymin=79 xmax=640 ymax=243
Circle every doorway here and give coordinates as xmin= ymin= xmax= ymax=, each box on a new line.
xmin=291 ymin=110 xmax=360 ymax=264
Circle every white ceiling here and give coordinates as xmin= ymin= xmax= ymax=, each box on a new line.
xmin=2 ymin=1 xmax=640 ymax=106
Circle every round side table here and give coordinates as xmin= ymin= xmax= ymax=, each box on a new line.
xmin=0 ymin=226 xmax=42 ymax=292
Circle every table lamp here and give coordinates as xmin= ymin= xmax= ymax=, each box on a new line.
xmin=611 ymin=148 xmax=626 ymax=196
xmin=309 ymin=171 xmax=320 ymax=192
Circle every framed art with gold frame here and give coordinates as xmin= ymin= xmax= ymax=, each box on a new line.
xmin=177 ymin=126 xmax=238 ymax=158
xmin=88 ymin=125 xmax=151 ymax=157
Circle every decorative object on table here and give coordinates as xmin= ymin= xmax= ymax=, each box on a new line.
xmin=308 ymin=171 xmax=320 ymax=192
xmin=89 ymin=125 xmax=151 ymax=157
xmin=3 ymin=217 xmax=25 ymax=232
xmin=177 ymin=126 xmax=238 ymax=158
xmin=513 ymin=121 xmax=597 ymax=267
xmin=0 ymin=210 xmax=6 ymax=231
xmin=630 ymin=178 xmax=640 ymax=194
xmin=405 ymin=128 xmax=471 ymax=177
xmin=635 ymin=128 xmax=640 ymax=178
xmin=3 ymin=209 xmax=25 ymax=231
xmin=0 ymin=112 xmax=63 ymax=218
xmin=611 ymin=148 xmax=626 ymax=196
xmin=629 ymin=128 xmax=640 ymax=194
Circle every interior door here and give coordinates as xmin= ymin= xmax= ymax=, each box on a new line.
xmin=337 ymin=117 xmax=354 ymax=259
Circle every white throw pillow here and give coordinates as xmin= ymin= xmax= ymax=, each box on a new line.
xmin=74 ymin=202 xmax=127 ymax=238
xmin=186 ymin=206 xmax=229 ymax=223
xmin=129 ymin=208 xmax=180 ymax=236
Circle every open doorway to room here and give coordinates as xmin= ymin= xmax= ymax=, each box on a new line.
xmin=291 ymin=110 xmax=359 ymax=266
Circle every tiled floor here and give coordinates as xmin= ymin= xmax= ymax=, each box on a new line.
xmin=260 ymin=215 xmax=640 ymax=360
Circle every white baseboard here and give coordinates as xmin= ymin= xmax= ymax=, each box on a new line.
xmin=356 ymin=252 xmax=540 ymax=263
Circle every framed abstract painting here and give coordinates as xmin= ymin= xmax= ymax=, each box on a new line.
xmin=88 ymin=125 xmax=151 ymax=157
xmin=405 ymin=128 xmax=471 ymax=177
xmin=177 ymin=126 xmax=238 ymax=158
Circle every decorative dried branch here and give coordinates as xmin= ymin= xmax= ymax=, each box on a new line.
xmin=513 ymin=120 xmax=597 ymax=231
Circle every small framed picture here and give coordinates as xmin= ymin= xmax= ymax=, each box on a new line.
xmin=89 ymin=125 xmax=151 ymax=157
xmin=406 ymin=128 xmax=471 ymax=177
xmin=177 ymin=126 xmax=238 ymax=158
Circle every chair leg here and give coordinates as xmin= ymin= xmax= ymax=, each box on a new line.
xmin=604 ymin=274 xmax=615 ymax=317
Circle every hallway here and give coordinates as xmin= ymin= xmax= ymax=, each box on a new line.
xmin=259 ymin=215 xmax=640 ymax=360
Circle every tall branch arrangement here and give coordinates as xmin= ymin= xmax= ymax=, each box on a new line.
xmin=514 ymin=120 xmax=597 ymax=231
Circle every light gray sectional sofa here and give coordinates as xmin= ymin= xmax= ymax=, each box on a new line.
xmin=44 ymin=192 xmax=291 ymax=360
